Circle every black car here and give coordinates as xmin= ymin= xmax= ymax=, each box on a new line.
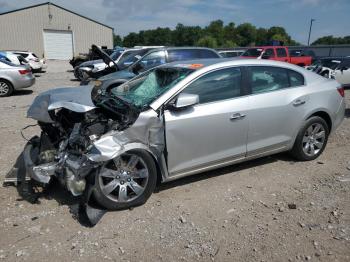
xmin=89 ymin=47 xmax=221 ymax=90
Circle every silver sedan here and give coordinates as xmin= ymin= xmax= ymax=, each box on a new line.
xmin=23 ymin=58 xmax=345 ymax=210
xmin=0 ymin=60 xmax=35 ymax=97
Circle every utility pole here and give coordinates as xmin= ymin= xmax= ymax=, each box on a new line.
xmin=307 ymin=19 xmax=315 ymax=46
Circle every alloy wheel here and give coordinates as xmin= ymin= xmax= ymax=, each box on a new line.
xmin=302 ymin=123 xmax=326 ymax=157
xmin=98 ymin=153 xmax=149 ymax=203
xmin=0 ymin=81 xmax=10 ymax=96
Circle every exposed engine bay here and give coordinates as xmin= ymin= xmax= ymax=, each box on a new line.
xmin=31 ymin=109 xmax=115 ymax=196
xmin=18 ymin=84 xmax=152 ymax=198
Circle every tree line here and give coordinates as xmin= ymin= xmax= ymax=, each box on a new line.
xmin=113 ymin=20 xmax=350 ymax=48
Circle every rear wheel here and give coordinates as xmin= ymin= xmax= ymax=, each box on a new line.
xmin=290 ymin=116 xmax=329 ymax=161
xmin=0 ymin=79 xmax=13 ymax=97
xmin=93 ymin=150 xmax=157 ymax=210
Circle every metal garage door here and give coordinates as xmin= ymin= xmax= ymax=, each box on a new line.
xmin=43 ymin=30 xmax=73 ymax=60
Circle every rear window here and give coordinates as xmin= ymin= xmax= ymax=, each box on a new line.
xmin=242 ymin=48 xmax=263 ymax=57
xmin=15 ymin=53 xmax=28 ymax=58
xmin=198 ymin=49 xmax=219 ymax=58
xmin=168 ymin=49 xmax=197 ymax=62
xmin=167 ymin=49 xmax=219 ymax=62
xmin=248 ymin=66 xmax=305 ymax=94
xmin=288 ymin=70 xmax=305 ymax=86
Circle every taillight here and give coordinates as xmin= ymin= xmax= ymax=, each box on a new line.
xmin=18 ymin=69 xmax=29 ymax=75
xmin=337 ymin=86 xmax=345 ymax=97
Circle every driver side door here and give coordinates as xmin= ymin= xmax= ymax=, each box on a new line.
xmin=164 ymin=67 xmax=249 ymax=177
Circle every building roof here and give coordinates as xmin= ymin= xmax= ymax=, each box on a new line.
xmin=0 ymin=2 xmax=113 ymax=30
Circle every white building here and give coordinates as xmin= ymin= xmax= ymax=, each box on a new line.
xmin=0 ymin=2 xmax=114 ymax=59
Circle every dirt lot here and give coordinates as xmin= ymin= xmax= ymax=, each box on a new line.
xmin=0 ymin=61 xmax=349 ymax=262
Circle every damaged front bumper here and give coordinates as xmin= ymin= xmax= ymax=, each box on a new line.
xmin=22 ymin=137 xmax=53 ymax=184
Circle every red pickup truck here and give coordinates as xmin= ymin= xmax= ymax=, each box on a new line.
xmin=241 ymin=46 xmax=312 ymax=66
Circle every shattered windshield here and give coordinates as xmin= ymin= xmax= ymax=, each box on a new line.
xmin=111 ymin=67 xmax=194 ymax=109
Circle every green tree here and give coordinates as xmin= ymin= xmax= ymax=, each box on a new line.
xmin=121 ymin=20 xmax=302 ymax=48
xmin=312 ymin=35 xmax=350 ymax=45
xmin=222 ymin=40 xmax=237 ymax=48
xmin=223 ymin=22 xmax=236 ymax=44
xmin=267 ymin=26 xmax=296 ymax=45
xmin=205 ymin=20 xmax=225 ymax=46
xmin=123 ymin=32 xmax=140 ymax=47
xmin=172 ymin=24 xmax=203 ymax=46
xmin=196 ymin=36 xmax=218 ymax=48
xmin=113 ymin=34 xmax=123 ymax=47
xmin=255 ymin=28 xmax=268 ymax=45
xmin=235 ymin=23 xmax=257 ymax=46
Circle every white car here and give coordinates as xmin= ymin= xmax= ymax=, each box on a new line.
xmin=219 ymin=50 xmax=245 ymax=58
xmin=0 ymin=52 xmax=27 ymax=66
xmin=12 ymin=51 xmax=46 ymax=71
xmin=330 ymin=58 xmax=350 ymax=87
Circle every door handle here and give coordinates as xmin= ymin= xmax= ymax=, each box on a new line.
xmin=230 ymin=113 xmax=246 ymax=120
xmin=293 ymin=99 xmax=306 ymax=106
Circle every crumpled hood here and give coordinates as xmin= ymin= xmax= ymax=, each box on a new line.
xmin=27 ymin=85 xmax=96 ymax=123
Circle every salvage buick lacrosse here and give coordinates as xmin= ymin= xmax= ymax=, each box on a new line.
xmin=18 ymin=58 xmax=345 ymax=210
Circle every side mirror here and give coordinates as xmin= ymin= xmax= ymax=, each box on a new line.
xmin=171 ymin=93 xmax=199 ymax=110
xmin=341 ymin=66 xmax=349 ymax=72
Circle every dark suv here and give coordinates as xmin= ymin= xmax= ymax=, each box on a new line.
xmin=91 ymin=47 xmax=220 ymax=89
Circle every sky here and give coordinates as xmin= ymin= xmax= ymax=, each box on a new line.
xmin=0 ymin=0 xmax=349 ymax=44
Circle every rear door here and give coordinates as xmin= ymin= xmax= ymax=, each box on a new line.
xmin=275 ymin=47 xmax=289 ymax=63
xmin=245 ymin=66 xmax=308 ymax=156
xmin=263 ymin=48 xmax=276 ymax=60
xmin=164 ymin=67 xmax=249 ymax=176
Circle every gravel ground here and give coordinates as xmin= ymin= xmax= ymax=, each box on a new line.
xmin=0 ymin=61 xmax=349 ymax=262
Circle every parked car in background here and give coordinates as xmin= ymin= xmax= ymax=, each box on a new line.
xmin=242 ymin=46 xmax=312 ymax=66
xmin=289 ymin=49 xmax=316 ymax=60
xmin=11 ymin=51 xmax=47 ymax=72
xmin=0 ymin=60 xmax=35 ymax=97
xmin=219 ymin=50 xmax=245 ymax=58
xmin=0 ymin=51 xmax=28 ymax=66
xmin=23 ymin=58 xmax=345 ymax=210
xmin=69 ymin=47 xmax=122 ymax=68
xmin=91 ymin=46 xmax=221 ymax=89
xmin=75 ymin=47 xmax=155 ymax=81
xmin=309 ymin=57 xmax=344 ymax=77
xmin=330 ymin=58 xmax=350 ymax=88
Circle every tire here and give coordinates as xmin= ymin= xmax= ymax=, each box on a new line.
xmin=290 ymin=116 xmax=329 ymax=161
xmin=0 ymin=79 xmax=14 ymax=97
xmin=93 ymin=150 xmax=157 ymax=210
xmin=321 ymin=71 xmax=329 ymax=78
xmin=74 ymin=67 xmax=84 ymax=81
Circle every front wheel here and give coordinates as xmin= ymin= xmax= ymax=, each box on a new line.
xmin=290 ymin=116 xmax=329 ymax=161
xmin=93 ymin=150 xmax=157 ymax=210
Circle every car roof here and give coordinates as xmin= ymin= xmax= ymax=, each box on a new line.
xmin=159 ymin=57 xmax=305 ymax=70
xmin=150 ymin=46 xmax=218 ymax=52
xmin=246 ymin=46 xmax=285 ymax=49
